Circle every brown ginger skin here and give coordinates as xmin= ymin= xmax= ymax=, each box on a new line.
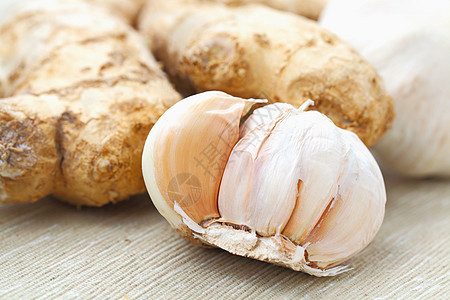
xmin=139 ymin=0 xmax=394 ymax=146
xmin=0 ymin=0 xmax=180 ymax=206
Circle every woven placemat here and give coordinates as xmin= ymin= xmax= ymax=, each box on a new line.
xmin=1 ymin=175 xmax=449 ymax=299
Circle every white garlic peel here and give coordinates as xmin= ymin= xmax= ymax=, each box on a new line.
xmin=142 ymin=91 xmax=386 ymax=276
xmin=320 ymin=0 xmax=450 ymax=177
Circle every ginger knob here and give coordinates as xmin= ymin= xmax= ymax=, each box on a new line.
xmin=142 ymin=91 xmax=386 ymax=276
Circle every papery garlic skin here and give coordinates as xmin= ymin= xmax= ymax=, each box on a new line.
xmin=142 ymin=91 xmax=261 ymax=239
xmin=143 ymin=92 xmax=386 ymax=276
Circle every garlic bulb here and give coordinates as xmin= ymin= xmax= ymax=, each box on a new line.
xmin=142 ymin=91 xmax=386 ymax=276
xmin=320 ymin=0 xmax=450 ymax=177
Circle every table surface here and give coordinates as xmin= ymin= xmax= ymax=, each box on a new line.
xmin=1 ymin=174 xmax=449 ymax=299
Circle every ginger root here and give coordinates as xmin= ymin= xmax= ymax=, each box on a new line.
xmin=0 ymin=0 xmax=180 ymax=206
xmin=138 ymin=0 xmax=394 ymax=146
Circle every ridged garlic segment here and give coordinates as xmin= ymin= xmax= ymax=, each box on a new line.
xmin=142 ymin=91 xmax=386 ymax=276
xmin=142 ymin=91 xmax=260 ymax=240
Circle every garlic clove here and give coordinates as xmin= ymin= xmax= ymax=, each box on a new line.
xmin=220 ymin=103 xmax=347 ymax=242
xmin=217 ymin=104 xmax=385 ymax=272
xmin=218 ymin=106 xmax=295 ymax=236
xmin=238 ymin=102 xmax=294 ymax=138
xmin=280 ymin=111 xmax=347 ymax=244
xmin=302 ymin=130 xmax=386 ymax=268
xmin=142 ymin=91 xmax=260 ymax=238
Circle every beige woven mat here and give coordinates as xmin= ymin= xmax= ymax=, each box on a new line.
xmin=1 ymin=175 xmax=449 ymax=299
